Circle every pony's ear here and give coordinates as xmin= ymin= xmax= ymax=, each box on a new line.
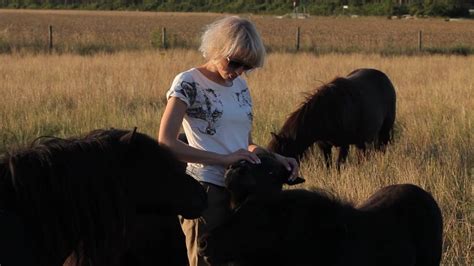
xmin=8 ymin=156 xmax=19 ymax=185
xmin=285 ymin=176 xmax=305 ymax=186
xmin=270 ymin=132 xmax=281 ymax=141
xmin=130 ymin=127 xmax=138 ymax=143
xmin=120 ymin=127 xmax=138 ymax=144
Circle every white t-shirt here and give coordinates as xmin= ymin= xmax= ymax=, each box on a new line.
xmin=166 ymin=68 xmax=253 ymax=186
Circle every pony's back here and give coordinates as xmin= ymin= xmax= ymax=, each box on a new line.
xmin=358 ymin=184 xmax=443 ymax=265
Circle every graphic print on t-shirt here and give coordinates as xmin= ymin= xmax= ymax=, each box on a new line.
xmin=235 ymin=88 xmax=253 ymax=122
xmin=177 ymin=80 xmax=197 ymax=105
xmin=178 ymin=81 xmax=224 ymax=135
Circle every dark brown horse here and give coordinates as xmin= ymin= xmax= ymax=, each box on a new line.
xmin=0 ymin=128 xmax=207 ymax=266
xmin=198 ymin=184 xmax=443 ymax=266
xmin=267 ymin=68 xmax=396 ymax=168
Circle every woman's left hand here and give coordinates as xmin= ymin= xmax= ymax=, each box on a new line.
xmin=273 ymin=153 xmax=299 ymax=181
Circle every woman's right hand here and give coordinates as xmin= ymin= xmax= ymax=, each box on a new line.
xmin=219 ymin=149 xmax=261 ymax=167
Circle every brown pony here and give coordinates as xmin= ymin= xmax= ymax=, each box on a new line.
xmin=0 ymin=128 xmax=207 ymax=266
xmin=268 ymin=68 xmax=396 ymax=168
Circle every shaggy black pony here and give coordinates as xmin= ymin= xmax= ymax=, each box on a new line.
xmin=224 ymin=152 xmax=305 ymax=209
xmin=268 ymin=68 xmax=396 ymax=168
xmin=0 ymin=128 xmax=207 ymax=266
xmin=199 ymin=184 xmax=443 ymax=266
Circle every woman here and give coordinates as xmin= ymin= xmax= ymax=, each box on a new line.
xmin=158 ymin=16 xmax=299 ymax=266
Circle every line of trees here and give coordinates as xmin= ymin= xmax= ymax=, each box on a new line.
xmin=0 ymin=0 xmax=472 ymax=17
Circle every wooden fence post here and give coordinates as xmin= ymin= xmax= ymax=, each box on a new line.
xmin=296 ymin=27 xmax=300 ymax=52
xmin=418 ymin=30 xmax=422 ymax=52
xmin=48 ymin=25 xmax=53 ymax=52
xmin=162 ymin=27 xmax=167 ymax=49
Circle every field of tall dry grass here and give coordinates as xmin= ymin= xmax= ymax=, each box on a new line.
xmin=1 ymin=9 xmax=474 ymax=54
xmin=0 ymin=49 xmax=472 ymax=264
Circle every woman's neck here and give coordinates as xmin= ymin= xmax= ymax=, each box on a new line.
xmin=197 ymin=62 xmax=233 ymax=87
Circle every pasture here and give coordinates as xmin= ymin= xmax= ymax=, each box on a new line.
xmin=1 ymin=50 xmax=472 ymax=265
xmin=1 ymin=9 xmax=474 ymax=54
xmin=0 ymin=9 xmax=472 ymax=265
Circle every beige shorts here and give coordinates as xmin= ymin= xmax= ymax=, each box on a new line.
xmin=180 ymin=182 xmax=231 ymax=266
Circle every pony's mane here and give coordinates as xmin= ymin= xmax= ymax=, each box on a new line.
xmin=278 ymin=77 xmax=358 ymax=139
xmin=0 ymin=128 xmax=137 ymax=265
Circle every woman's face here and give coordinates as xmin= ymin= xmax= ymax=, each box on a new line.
xmin=214 ymin=56 xmax=254 ymax=82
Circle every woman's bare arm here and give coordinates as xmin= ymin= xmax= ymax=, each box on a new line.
xmin=158 ymin=97 xmax=260 ymax=166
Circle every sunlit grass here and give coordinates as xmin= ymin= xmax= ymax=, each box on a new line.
xmin=0 ymin=50 xmax=472 ymax=264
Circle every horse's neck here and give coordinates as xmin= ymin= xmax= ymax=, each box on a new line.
xmin=282 ymin=119 xmax=320 ymax=159
xmin=294 ymin=97 xmax=325 ymax=135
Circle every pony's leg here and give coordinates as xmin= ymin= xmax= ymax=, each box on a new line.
xmin=336 ymin=145 xmax=349 ymax=170
xmin=356 ymin=143 xmax=367 ymax=164
xmin=376 ymin=117 xmax=394 ymax=151
xmin=317 ymin=142 xmax=332 ymax=168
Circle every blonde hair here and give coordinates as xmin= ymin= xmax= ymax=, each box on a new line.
xmin=199 ymin=16 xmax=266 ymax=68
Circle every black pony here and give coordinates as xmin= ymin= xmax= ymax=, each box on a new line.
xmin=268 ymin=68 xmax=396 ymax=168
xmin=224 ymin=152 xmax=305 ymax=209
xmin=199 ymin=184 xmax=443 ymax=266
xmin=0 ymin=128 xmax=207 ymax=266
